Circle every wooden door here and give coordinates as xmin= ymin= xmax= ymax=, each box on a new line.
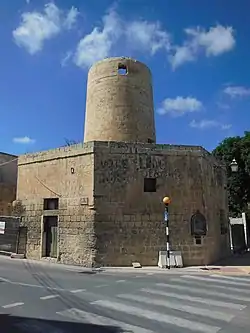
xmin=45 ymin=216 xmax=58 ymax=258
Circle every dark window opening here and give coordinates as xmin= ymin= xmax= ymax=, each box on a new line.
xmin=43 ymin=198 xmax=59 ymax=210
xmin=144 ymin=178 xmax=156 ymax=192
xmin=147 ymin=138 xmax=155 ymax=143
xmin=118 ymin=64 xmax=127 ymax=75
xmin=194 ymin=236 xmax=202 ymax=245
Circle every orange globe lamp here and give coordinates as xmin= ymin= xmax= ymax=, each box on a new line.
xmin=163 ymin=196 xmax=171 ymax=205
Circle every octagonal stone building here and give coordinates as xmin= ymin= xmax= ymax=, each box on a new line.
xmin=16 ymin=57 xmax=230 ymax=267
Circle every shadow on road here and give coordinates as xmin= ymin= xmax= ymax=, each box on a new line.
xmin=77 ymin=270 xmax=103 ymax=275
xmin=0 ymin=313 xmax=125 ymax=333
xmin=217 ymin=251 xmax=250 ymax=266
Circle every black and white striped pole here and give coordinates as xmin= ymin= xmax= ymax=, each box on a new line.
xmin=163 ymin=196 xmax=171 ymax=269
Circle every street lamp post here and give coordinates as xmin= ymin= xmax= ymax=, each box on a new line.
xmin=230 ymin=158 xmax=238 ymax=173
xmin=163 ymin=196 xmax=171 ymax=269
xmin=228 ymin=158 xmax=238 ymax=252
xmin=228 ymin=158 xmax=249 ymax=251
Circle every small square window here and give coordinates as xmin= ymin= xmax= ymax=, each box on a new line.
xmin=43 ymin=198 xmax=59 ymax=210
xmin=118 ymin=64 xmax=127 ymax=75
xmin=144 ymin=178 xmax=156 ymax=192
xmin=194 ymin=236 xmax=202 ymax=245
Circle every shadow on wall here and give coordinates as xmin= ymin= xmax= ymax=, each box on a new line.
xmin=0 ymin=313 xmax=126 ymax=333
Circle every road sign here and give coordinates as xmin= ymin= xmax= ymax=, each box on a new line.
xmin=164 ymin=211 xmax=169 ymax=222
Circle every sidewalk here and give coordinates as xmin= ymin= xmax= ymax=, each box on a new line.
xmin=2 ymin=251 xmax=250 ymax=276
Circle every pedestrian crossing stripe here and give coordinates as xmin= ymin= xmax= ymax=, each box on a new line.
xmin=140 ymin=287 xmax=246 ymax=310
xmin=116 ymin=293 xmax=234 ymax=321
xmin=181 ymin=274 xmax=250 ymax=286
xmin=157 ymin=281 xmax=250 ymax=302
xmin=168 ymin=277 xmax=250 ymax=295
xmin=57 ymin=308 xmax=155 ymax=333
xmin=91 ymin=300 xmax=221 ymax=333
xmin=8 ymin=273 xmax=250 ymax=333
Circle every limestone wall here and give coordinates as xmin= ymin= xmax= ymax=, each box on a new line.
xmin=93 ymin=142 xmax=230 ymax=266
xmin=16 ymin=141 xmax=230 ymax=267
xmin=0 ymin=184 xmax=16 ymax=215
xmin=84 ymin=57 xmax=156 ymax=143
xmin=0 ymin=153 xmax=17 ymax=215
xmin=0 ymin=152 xmax=17 ymax=185
xmin=16 ymin=143 xmax=96 ymax=266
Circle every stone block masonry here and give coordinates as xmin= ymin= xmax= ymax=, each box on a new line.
xmin=0 ymin=153 xmax=17 ymax=216
xmin=93 ymin=141 xmax=230 ymax=266
xmin=17 ymin=142 xmax=96 ymax=266
xmin=16 ymin=141 xmax=230 ymax=267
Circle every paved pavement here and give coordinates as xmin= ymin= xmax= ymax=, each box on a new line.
xmin=1 ymin=257 xmax=250 ymax=332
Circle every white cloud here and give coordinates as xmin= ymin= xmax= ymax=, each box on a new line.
xmin=158 ymin=96 xmax=203 ymax=116
xmin=61 ymin=51 xmax=73 ymax=67
xmin=13 ymin=3 xmax=79 ymax=54
xmin=221 ymin=123 xmax=232 ymax=130
xmin=74 ymin=10 xmax=122 ymax=68
xmin=190 ymin=119 xmax=231 ymax=130
xmin=64 ymin=7 xmax=79 ymax=30
xmin=216 ymin=102 xmax=230 ymax=110
xmin=186 ymin=25 xmax=235 ymax=56
xmin=223 ymin=86 xmax=250 ymax=98
xmin=13 ymin=136 xmax=35 ymax=144
xmin=71 ymin=8 xmax=235 ymax=70
xmin=169 ymin=45 xmax=195 ymax=69
xmin=125 ymin=21 xmax=171 ymax=55
xmin=74 ymin=10 xmax=171 ymax=69
xmin=170 ymin=25 xmax=235 ymax=69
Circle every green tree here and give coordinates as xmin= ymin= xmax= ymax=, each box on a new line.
xmin=212 ymin=131 xmax=250 ymax=217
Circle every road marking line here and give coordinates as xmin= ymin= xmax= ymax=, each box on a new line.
xmin=117 ymin=294 xmax=233 ymax=322
xmin=40 ymin=295 xmax=59 ymax=300
xmin=70 ymin=289 xmax=86 ymax=293
xmin=141 ymin=287 xmax=245 ymax=310
xmin=95 ymin=284 xmax=108 ymax=288
xmin=169 ymin=278 xmax=250 ymax=294
xmin=5 ymin=280 xmax=65 ymax=291
xmin=91 ymin=300 xmax=221 ymax=333
xmin=116 ymin=280 xmax=126 ymax=283
xmin=210 ymin=274 xmax=250 ymax=282
xmin=0 ymin=277 xmax=10 ymax=283
xmin=57 ymin=308 xmax=154 ymax=333
xmin=146 ymin=273 xmax=154 ymax=276
xmin=181 ymin=275 xmax=250 ymax=287
xmin=2 ymin=302 xmax=24 ymax=308
xmin=158 ymin=281 xmax=250 ymax=302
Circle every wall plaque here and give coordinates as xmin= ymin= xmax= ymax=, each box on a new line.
xmin=191 ymin=210 xmax=207 ymax=236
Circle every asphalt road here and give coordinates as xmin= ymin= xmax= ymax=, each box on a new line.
xmin=1 ymin=257 xmax=250 ymax=333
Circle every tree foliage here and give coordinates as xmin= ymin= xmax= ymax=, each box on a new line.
xmin=212 ymin=131 xmax=250 ymax=217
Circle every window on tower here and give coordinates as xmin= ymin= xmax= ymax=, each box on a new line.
xmin=118 ymin=64 xmax=128 ymax=75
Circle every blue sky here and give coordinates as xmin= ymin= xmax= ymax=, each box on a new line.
xmin=1 ymin=0 xmax=250 ymax=155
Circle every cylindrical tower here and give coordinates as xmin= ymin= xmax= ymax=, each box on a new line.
xmin=83 ymin=57 xmax=156 ymax=143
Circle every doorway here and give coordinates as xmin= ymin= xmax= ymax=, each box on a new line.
xmin=43 ymin=216 xmax=58 ymax=258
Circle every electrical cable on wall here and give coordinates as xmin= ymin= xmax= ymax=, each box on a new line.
xmin=0 ymin=156 xmax=62 ymax=197
xmin=34 ymin=176 xmax=62 ymax=197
